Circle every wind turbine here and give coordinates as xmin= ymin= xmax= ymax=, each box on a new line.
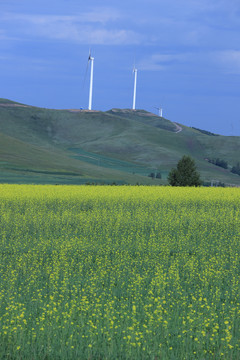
xmin=155 ymin=106 xmax=163 ymax=117
xmin=88 ymin=51 xmax=94 ymax=110
xmin=132 ymin=66 xmax=138 ymax=110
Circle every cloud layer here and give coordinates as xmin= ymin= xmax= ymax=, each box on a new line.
xmin=1 ymin=10 xmax=143 ymax=45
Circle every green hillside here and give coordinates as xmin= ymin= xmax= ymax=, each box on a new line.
xmin=0 ymin=99 xmax=240 ymax=185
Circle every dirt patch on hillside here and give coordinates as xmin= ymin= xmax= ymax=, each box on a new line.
xmin=0 ymin=103 xmax=29 ymax=108
xmin=173 ymin=122 xmax=182 ymax=133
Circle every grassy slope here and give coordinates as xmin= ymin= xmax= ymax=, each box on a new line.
xmin=0 ymin=99 xmax=240 ymax=185
xmin=0 ymin=131 xmax=154 ymax=185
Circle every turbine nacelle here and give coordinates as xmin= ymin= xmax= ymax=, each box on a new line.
xmin=88 ymin=49 xmax=94 ymax=62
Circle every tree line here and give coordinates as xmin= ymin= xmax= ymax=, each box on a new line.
xmin=208 ymin=158 xmax=240 ymax=176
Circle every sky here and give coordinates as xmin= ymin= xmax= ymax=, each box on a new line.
xmin=1 ymin=0 xmax=240 ymax=135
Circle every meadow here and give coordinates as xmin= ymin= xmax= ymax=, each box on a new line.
xmin=0 ymin=184 xmax=239 ymax=359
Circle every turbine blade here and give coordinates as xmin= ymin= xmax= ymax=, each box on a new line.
xmin=83 ymin=54 xmax=90 ymax=89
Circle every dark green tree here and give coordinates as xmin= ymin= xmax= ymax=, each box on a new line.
xmin=168 ymin=155 xmax=202 ymax=186
xmin=231 ymin=162 xmax=240 ymax=176
xmin=148 ymin=172 xmax=155 ymax=179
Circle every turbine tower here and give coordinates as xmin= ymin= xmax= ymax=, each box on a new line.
xmin=155 ymin=107 xmax=163 ymax=117
xmin=88 ymin=51 xmax=94 ymax=110
xmin=132 ymin=66 xmax=137 ymax=110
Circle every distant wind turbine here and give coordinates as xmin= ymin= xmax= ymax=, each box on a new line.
xmin=132 ymin=66 xmax=138 ymax=110
xmin=155 ymin=106 xmax=163 ymax=117
xmin=88 ymin=50 xmax=94 ymax=110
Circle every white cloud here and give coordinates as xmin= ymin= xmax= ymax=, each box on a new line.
xmin=139 ymin=49 xmax=240 ymax=76
xmin=214 ymin=50 xmax=240 ymax=74
xmin=80 ymin=29 xmax=141 ymax=45
xmin=0 ymin=10 xmax=142 ymax=45
xmin=2 ymin=8 xmax=121 ymax=25
xmin=40 ymin=24 xmax=141 ymax=45
xmin=0 ymin=29 xmax=9 ymax=40
xmin=0 ymin=28 xmax=22 ymax=42
xmin=138 ymin=53 xmax=188 ymax=71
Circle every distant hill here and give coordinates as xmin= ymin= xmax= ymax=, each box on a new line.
xmin=0 ymin=99 xmax=240 ymax=186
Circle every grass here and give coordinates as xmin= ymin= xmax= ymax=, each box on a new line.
xmin=106 ymin=109 xmax=177 ymax=132
xmin=0 ymin=99 xmax=240 ymax=185
xmin=68 ymin=147 xmax=154 ymax=177
xmin=0 ymin=185 xmax=240 ymax=359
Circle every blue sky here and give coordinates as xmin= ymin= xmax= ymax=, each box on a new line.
xmin=1 ymin=0 xmax=240 ymax=135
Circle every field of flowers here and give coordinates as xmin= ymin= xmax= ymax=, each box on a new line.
xmin=0 ymin=184 xmax=239 ymax=359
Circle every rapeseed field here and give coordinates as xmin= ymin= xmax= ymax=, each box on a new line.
xmin=0 ymin=184 xmax=239 ymax=359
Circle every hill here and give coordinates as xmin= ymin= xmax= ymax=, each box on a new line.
xmin=0 ymin=99 xmax=240 ymax=186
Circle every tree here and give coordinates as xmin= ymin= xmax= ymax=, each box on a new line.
xmin=208 ymin=158 xmax=228 ymax=169
xmin=168 ymin=155 xmax=202 ymax=186
xmin=148 ymin=172 xmax=155 ymax=179
xmin=231 ymin=162 xmax=240 ymax=176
